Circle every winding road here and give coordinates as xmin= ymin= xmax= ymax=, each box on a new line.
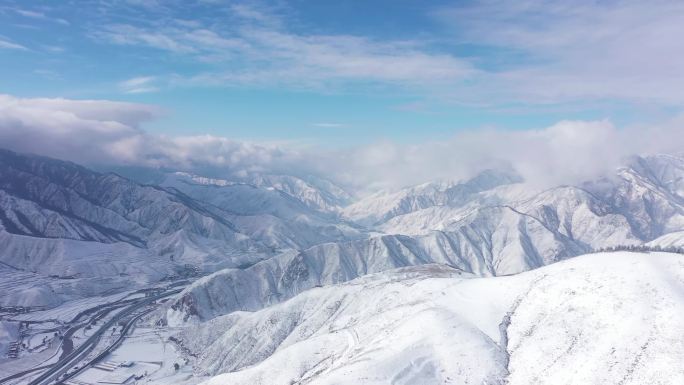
xmin=0 ymin=287 xmax=181 ymax=385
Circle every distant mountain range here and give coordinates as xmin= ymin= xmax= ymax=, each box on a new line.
xmin=2 ymin=148 xmax=684 ymax=310
xmin=166 ymin=153 xmax=684 ymax=323
xmin=2 ymin=147 xmax=684 ymax=384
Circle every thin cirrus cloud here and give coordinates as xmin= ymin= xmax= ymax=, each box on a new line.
xmin=0 ymin=37 xmax=27 ymax=50
xmin=89 ymin=0 xmax=684 ymax=106
xmin=119 ymin=76 xmax=159 ymax=94
xmin=12 ymin=7 xmax=70 ymax=25
xmin=95 ymin=5 xmax=476 ymax=91
xmin=312 ymin=123 xmax=345 ymax=128
xmin=432 ymin=0 xmax=684 ymax=105
xmin=2 ymin=93 xmax=684 ymax=195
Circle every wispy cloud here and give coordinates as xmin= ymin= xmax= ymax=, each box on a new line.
xmin=12 ymin=7 xmax=70 ymax=25
xmin=0 ymin=37 xmax=27 ymax=50
xmin=14 ymin=9 xmax=44 ymax=18
xmin=312 ymin=123 xmax=346 ymax=128
xmin=6 ymin=0 xmax=684 ymax=116
xmin=33 ymin=69 xmax=61 ymax=80
xmin=119 ymin=76 xmax=159 ymax=94
xmin=96 ymin=24 xmax=195 ymax=53
xmin=433 ymin=0 xmax=684 ymax=105
xmin=78 ymin=0 xmax=684 ymax=107
xmin=92 ymin=3 xmax=475 ymax=92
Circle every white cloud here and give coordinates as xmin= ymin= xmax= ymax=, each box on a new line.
xmin=2 ymin=94 xmax=683 ymax=196
xmin=92 ymin=6 xmax=475 ymax=90
xmin=12 ymin=7 xmax=70 ymax=25
xmin=119 ymin=76 xmax=159 ymax=94
xmin=434 ymin=0 xmax=684 ymax=105
xmin=89 ymin=0 xmax=684 ymax=106
xmin=0 ymin=37 xmax=27 ymax=50
xmin=14 ymin=9 xmax=45 ymax=18
xmin=96 ymin=24 xmax=196 ymax=53
xmin=312 ymin=123 xmax=345 ymax=128
xmin=0 ymin=94 xmax=159 ymax=164
xmin=317 ymin=119 xmax=684 ymax=193
xmin=0 ymin=94 xmax=301 ymax=174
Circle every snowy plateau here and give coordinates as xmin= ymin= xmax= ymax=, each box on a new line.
xmin=0 ymin=148 xmax=683 ymax=385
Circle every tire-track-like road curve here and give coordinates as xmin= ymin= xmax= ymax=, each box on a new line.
xmin=3 ymin=288 xmax=182 ymax=385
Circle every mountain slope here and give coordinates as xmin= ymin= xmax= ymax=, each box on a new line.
xmin=171 ymin=252 xmax=684 ymax=385
xmin=342 ymin=169 xmax=523 ymax=226
xmin=165 ymin=208 xmax=584 ymax=324
xmin=0 ymin=149 xmax=273 ymax=306
xmin=160 ymin=172 xmax=364 ymax=250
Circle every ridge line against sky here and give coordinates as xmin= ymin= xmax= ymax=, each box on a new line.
xmin=1 ymin=1 xmax=684 ymax=192
xmin=2 ymin=92 xmax=684 ymax=194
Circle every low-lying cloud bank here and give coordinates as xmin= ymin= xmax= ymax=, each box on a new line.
xmin=1 ymin=94 xmax=682 ymax=195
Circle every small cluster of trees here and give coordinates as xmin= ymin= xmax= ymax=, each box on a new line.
xmin=592 ymin=244 xmax=684 ymax=254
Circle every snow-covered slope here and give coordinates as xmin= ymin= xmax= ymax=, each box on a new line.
xmin=342 ymin=169 xmax=522 ymax=226
xmin=246 ymin=173 xmax=353 ymax=213
xmin=0 ymin=149 xmax=274 ymax=305
xmin=160 ymin=172 xmax=364 ymax=250
xmin=166 ymin=203 xmax=596 ymax=324
xmin=170 ymin=252 xmax=684 ymax=385
xmin=353 ymin=156 xmax=684 ymax=251
xmin=4 ymin=148 xmax=684 ymax=328
xmin=0 ymin=149 xmax=367 ymax=307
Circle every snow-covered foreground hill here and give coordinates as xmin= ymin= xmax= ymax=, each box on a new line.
xmin=169 ymin=251 xmax=684 ymax=385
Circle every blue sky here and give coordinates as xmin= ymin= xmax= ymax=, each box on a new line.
xmin=2 ymin=0 xmax=682 ymax=146
xmin=1 ymin=1 xmax=684 ymax=192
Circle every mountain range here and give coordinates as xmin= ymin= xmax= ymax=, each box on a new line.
xmin=1 ymin=147 xmax=684 ymax=384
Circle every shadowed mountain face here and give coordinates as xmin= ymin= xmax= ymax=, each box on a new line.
xmin=0 ymin=149 xmax=362 ymax=306
xmin=0 ymin=149 xmax=244 ymax=245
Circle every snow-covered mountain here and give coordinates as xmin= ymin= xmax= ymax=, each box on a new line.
xmin=4 ymin=149 xmax=684 ymax=313
xmin=115 ymin=167 xmax=353 ymax=214
xmin=0 ymin=149 xmax=362 ymax=307
xmin=165 ymin=219 xmax=584 ymax=323
xmin=353 ymin=155 xmax=684 ymax=253
xmin=160 ymin=172 xmax=364 ymax=250
xmin=245 ymin=173 xmax=353 ymax=213
xmin=165 ymin=155 xmax=684 ymax=324
xmin=171 ymin=251 xmax=684 ymax=385
xmin=342 ymin=169 xmax=523 ymax=226
xmin=3 ymin=147 xmax=684 ymax=384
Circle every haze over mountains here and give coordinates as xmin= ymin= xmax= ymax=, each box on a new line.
xmin=2 ymin=147 xmax=684 ymax=308
xmin=1 ymin=147 xmax=684 ymax=384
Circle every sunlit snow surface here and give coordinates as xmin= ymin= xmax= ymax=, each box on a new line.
xmin=172 ymin=252 xmax=684 ymax=385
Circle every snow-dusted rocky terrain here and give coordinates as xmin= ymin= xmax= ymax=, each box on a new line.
xmin=173 ymin=252 xmax=684 ymax=385
xmin=164 ymin=154 xmax=684 ymax=324
xmin=0 ymin=149 xmax=361 ymax=308
xmin=1 ymin=148 xmax=684 ymax=384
